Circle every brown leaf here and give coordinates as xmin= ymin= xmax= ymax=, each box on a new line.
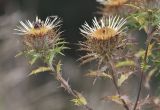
xmin=84 ymin=71 xmax=112 ymax=79
xmin=102 ymin=95 xmax=131 ymax=105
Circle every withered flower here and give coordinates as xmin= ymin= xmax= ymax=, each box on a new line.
xmin=97 ymin=0 xmax=132 ymax=16
xmin=79 ymin=16 xmax=127 ymax=64
xmin=14 ymin=16 xmax=64 ymax=64
xmin=97 ymin=0 xmax=128 ymax=6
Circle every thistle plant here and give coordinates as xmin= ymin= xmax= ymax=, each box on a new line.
xmin=14 ymin=16 xmax=92 ymax=110
xmin=14 ymin=0 xmax=160 ymax=110
xmin=79 ymin=16 xmax=131 ymax=110
xmin=14 ymin=16 xmax=64 ymax=64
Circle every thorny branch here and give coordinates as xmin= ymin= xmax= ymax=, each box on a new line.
xmin=49 ymin=60 xmax=93 ymax=110
xmin=108 ymin=59 xmax=130 ymax=110
xmin=133 ymin=30 xmax=154 ymax=110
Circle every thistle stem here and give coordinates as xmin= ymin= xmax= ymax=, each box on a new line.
xmin=48 ymin=59 xmax=93 ymax=110
xmin=132 ymin=70 xmax=144 ymax=110
xmin=108 ymin=60 xmax=130 ymax=110
xmin=132 ymin=45 xmax=149 ymax=110
xmin=132 ymin=31 xmax=153 ymax=110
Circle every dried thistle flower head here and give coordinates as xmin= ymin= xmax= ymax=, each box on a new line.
xmin=14 ymin=16 xmax=61 ymax=35
xmin=97 ymin=0 xmax=133 ymax=16
xmin=14 ymin=16 xmax=65 ymax=64
xmin=97 ymin=0 xmax=128 ymax=6
xmin=14 ymin=16 xmax=62 ymax=52
xmin=79 ymin=16 xmax=127 ymax=64
xmin=106 ymin=0 xmax=128 ymax=6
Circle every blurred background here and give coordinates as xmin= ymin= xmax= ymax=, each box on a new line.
xmin=0 ymin=0 xmax=157 ymax=110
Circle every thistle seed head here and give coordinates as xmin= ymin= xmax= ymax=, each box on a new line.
xmin=14 ymin=16 xmax=62 ymax=53
xmin=97 ymin=0 xmax=128 ymax=6
xmin=79 ymin=16 xmax=127 ymax=64
xmin=96 ymin=0 xmax=132 ymax=16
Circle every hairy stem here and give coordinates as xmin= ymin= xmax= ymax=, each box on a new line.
xmin=108 ymin=60 xmax=130 ymax=110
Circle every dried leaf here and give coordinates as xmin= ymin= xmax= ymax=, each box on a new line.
xmin=29 ymin=67 xmax=51 ymax=76
xmin=84 ymin=71 xmax=112 ymax=79
xmin=15 ymin=52 xmax=23 ymax=57
xmin=117 ymin=73 xmax=132 ymax=87
xmin=102 ymin=95 xmax=131 ymax=105
xmin=147 ymin=43 xmax=154 ymax=57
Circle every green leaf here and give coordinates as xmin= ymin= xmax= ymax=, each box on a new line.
xmin=135 ymin=50 xmax=145 ymax=58
xmin=29 ymin=56 xmax=39 ymax=65
xmin=117 ymin=73 xmax=132 ymax=87
xmin=56 ymin=61 xmax=62 ymax=74
xmin=140 ymin=62 xmax=150 ymax=71
xmin=48 ymin=51 xmax=55 ymax=68
xmin=115 ymin=60 xmax=135 ymax=68
xmin=147 ymin=43 xmax=154 ymax=57
xmin=29 ymin=67 xmax=51 ymax=76
xmin=24 ymin=50 xmax=41 ymax=65
xmin=71 ymin=92 xmax=87 ymax=106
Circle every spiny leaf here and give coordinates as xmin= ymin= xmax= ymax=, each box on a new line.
xmin=124 ymin=3 xmax=141 ymax=10
xmin=135 ymin=43 xmax=154 ymax=59
xmin=101 ymin=95 xmax=131 ymax=105
xmin=117 ymin=73 xmax=132 ymax=87
xmin=102 ymin=95 xmax=122 ymax=104
xmin=71 ymin=91 xmax=87 ymax=106
xmin=135 ymin=50 xmax=145 ymax=58
xmin=56 ymin=61 xmax=62 ymax=74
xmin=15 ymin=52 xmax=23 ymax=57
xmin=147 ymin=43 xmax=154 ymax=57
xmin=115 ymin=60 xmax=135 ymax=68
xmin=134 ymin=16 xmax=146 ymax=27
xmin=140 ymin=62 xmax=150 ymax=71
xmin=55 ymin=41 xmax=68 ymax=45
xmin=25 ymin=50 xmax=41 ymax=65
xmin=84 ymin=71 xmax=112 ymax=79
xmin=17 ymin=50 xmax=40 ymax=65
xmin=29 ymin=56 xmax=39 ymax=65
xmin=29 ymin=67 xmax=51 ymax=76
xmin=48 ymin=51 xmax=55 ymax=69
xmin=144 ymin=67 xmax=157 ymax=89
